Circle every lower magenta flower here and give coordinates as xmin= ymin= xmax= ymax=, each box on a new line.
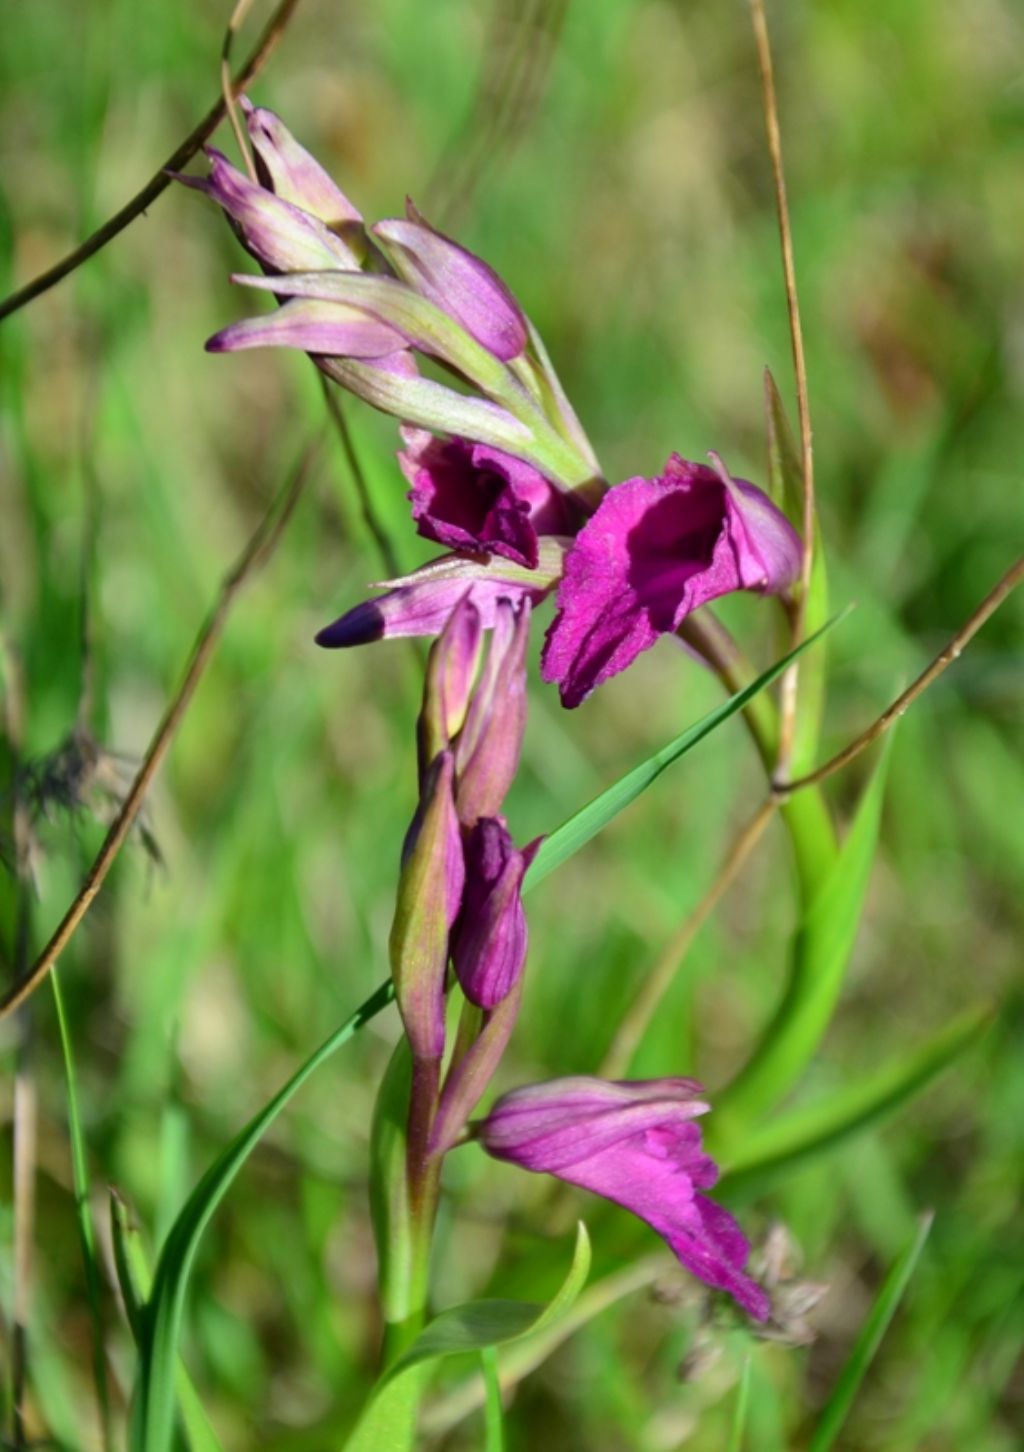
xmin=541 ymin=454 xmax=801 ymax=707
xmin=478 ymin=1076 xmax=771 ymax=1320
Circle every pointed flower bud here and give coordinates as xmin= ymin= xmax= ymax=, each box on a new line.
xmin=541 ymin=454 xmax=802 ymax=707
xmin=389 ymin=751 xmax=464 ymax=1062
xmin=173 ymin=148 xmax=361 ymax=272
xmin=315 ymin=540 xmax=565 ymax=649
xmin=206 ymin=296 xmax=408 ymax=359
xmin=373 ymin=202 xmax=528 ymax=363
xmin=452 ymin=818 xmax=540 ymax=1009
xmin=399 ymin=430 xmax=578 ymax=569
xmin=478 ymin=1076 xmax=771 ymax=1321
xmin=419 ymin=594 xmax=484 ymax=767
xmin=240 ymin=98 xmax=363 ymax=233
xmin=455 ymin=598 xmax=530 ymax=826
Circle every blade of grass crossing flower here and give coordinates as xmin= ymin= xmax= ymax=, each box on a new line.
xmin=111 ymin=1192 xmax=225 ymax=1452
xmin=345 ymin=1225 xmax=590 ymax=1452
xmin=718 ymin=1002 xmax=993 ymax=1200
xmin=727 ymin=1355 xmax=752 ymax=1452
xmin=527 ymin=612 xmax=846 ymax=891
xmin=481 ymin=1347 xmax=505 ymax=1452
xmin=808 ymin=1213 xmax=934 ymax=1452
xmin=51 ymin=967 xmax=111 ymax=1451
xmin=717 ymin=737 xmax=892 ymax=1134
xmin=130 ymin=977 xmax=394 ymax=1452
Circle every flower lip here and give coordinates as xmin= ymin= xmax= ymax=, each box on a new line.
xmin=541 ymin=454 xmax=801 ymax=707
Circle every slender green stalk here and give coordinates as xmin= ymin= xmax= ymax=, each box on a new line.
xmin=51 ymin=967 xmax=111 ymax=1452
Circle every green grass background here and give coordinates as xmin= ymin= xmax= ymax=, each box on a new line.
xmin=0 ymin=0 xmax=1022 ymax=1447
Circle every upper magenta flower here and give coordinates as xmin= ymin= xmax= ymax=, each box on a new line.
xmin=541 ymin=454 xmax=801 ymax=707
xmin=478 ymin=1076 xmax=771 ymax=1321
xmin=399 ymin=429 xmax=578 ymax=570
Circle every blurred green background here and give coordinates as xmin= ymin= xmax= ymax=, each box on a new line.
xmin=0 ymin=0 xmax=1022 ymax=1447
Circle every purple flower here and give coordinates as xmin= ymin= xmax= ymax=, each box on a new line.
xmin=316 ymin=540 xmax=567 ymax=649
xmin=373 ymin=202 xmax=528 ymax=363
xmin=399 ymin=430 xmax=576 ymax=569
xmin=240 ymin=98 xmax=364 ymax=238
xmin=174 ymin=147 xmax=361 ymax=273
xmin=479 ymin=1077 xmax=771 ymax=1321
xmin=419 ymin=593 xmax=485 ymax=767
xmin=452 ymin=817 xmax=540 ymax=1009
xmin=453 ymin=597 xmax=530 ymax=826
xmin=541 ymin=454 xmax=801 ymax=708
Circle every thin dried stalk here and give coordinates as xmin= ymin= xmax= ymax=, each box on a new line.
xmin=749 ymin=0 xmax=815 ymax=776
xmin=0 ymin=0 xmax=304 ymax=323
xmin=0 ymin=443 xmax=317 ymax=1021
xmin=600 ymin=799 xmax=776 ymax=1079
xmin=780 ymin=556 xmax=1024 ymax=796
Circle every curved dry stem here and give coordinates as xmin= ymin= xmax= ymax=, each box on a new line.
xmin=780 ymin=556 xmax=1024 ymax=796
xmin=749 ymin=0 xmax=815 ymax=776
xmin=599 ymin=798 xmax=776 ymax=1079
xmin=222 ymin=0 xmax=259 ymax=181
xmin=0 ymin=0 xmax=304 ymax=324
xmin=0 ymin=443 xmax=317 ymax=1022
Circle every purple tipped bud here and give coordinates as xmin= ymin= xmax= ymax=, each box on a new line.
xmin=419 ymin=594 xmax=484 ymax=766
xmin=240 ymin=98 xmax=363 ymax=232
xmin=454 ymin=598 xmax=530 ymax=826
xmin=452 ymin=818 xmax=539 ymax=1009
xmin=206 ymin=297 xmax=408 ymax=358
xmin=389 ymin=751 xmax=464 ymax=1062
xmin=372 ymin=203 xmax=528 ymax=363
xmin=479 ymin=1077 xmax=771 ymax=1321
xmin=174 ymin=148 xmax=360 ymax=272
xmin=315 ymin=542 xmax=565 ymax=649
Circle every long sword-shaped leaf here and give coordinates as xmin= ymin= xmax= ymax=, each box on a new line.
xmin=129 ymin=978 xmax=393 ymax=1452
xmin=808 ymin=1213 xmax=933 ymax=1452
xmin=527 ymin=612 xmax=845 ymax=890
xmin=719 ymin=1002 xmax=992 ymax=1201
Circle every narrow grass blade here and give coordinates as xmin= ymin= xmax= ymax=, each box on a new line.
xmin=51 ymin=967 xmax=111 ymax=1451
xmin=481 ymin=1347 xmax=505 ymax=1452
xmin=721 ymin=1002 xmax=993 ymax=1199
xmin=727 ymin=1355 xmax=752 ymax=1452
xmin=527 ymin=613 xmax=845 ymax=891
xmin=130 ymin=977 xmax=394 ymax=1452
xmin=808 ymin=1212 xmax=933 ymax=1452
xmin=111 ymin=1191 xmax=225 ymax=1452
xmin=718 ymin=738 xmax=892 ymax=1131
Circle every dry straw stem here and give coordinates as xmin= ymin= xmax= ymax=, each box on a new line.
xmin=749 ymin=0 xmax=815 ymax=777
xmin=779 ymin=556 xmax=1024 ymax=796
xmin=222 ymin=0 xmax=260 ymax=182
xmin=0 ymin=0 xmax=304 ymax=324
xmin=600 ymin=797 xmax=777 ymax=1079
xmin=0 ymin=444 xmax=317 ymax=1023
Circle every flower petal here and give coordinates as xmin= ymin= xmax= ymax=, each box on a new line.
xmin=206 ymin=297 xmax=408 ymax=358
xmin=240 ymin=98 xmax=363 ymax=230
xmin=373 ymin=203 xmax=528 ymax=362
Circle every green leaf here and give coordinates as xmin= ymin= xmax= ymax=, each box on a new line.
xmin=808 ymin=1213 xmax=933 ymax=1452
xmin=481 ymin=1347 xmax=505 ymax=1452
xmin=344 ymin=1224 xmax=590 ymax=1451
xmin=716 ymin=739 xmax=892 ymax=1133
xmin=526 ymin=612 xmax=845 ymax=892
xmin=111 ymin=1190 xmax=225 ymax=1452
xmin=720 ymin=1002 xmax=993 ymax=1200
xmin=130 ymin=978 xmax=394 ymax=1452
xmin=727 ymin=1355 xmax=752 ymax=1452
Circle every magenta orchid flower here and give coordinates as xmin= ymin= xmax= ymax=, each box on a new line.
xmin=478 ymin=1076 xmax=771 ymax=1321
xmin=541 ymin=454 xmax=801 ymax=707
xmin=399 ymin=429 xmax=577 ymax=569
xmin=452 ymin=817 xmax=540 ymax=1009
